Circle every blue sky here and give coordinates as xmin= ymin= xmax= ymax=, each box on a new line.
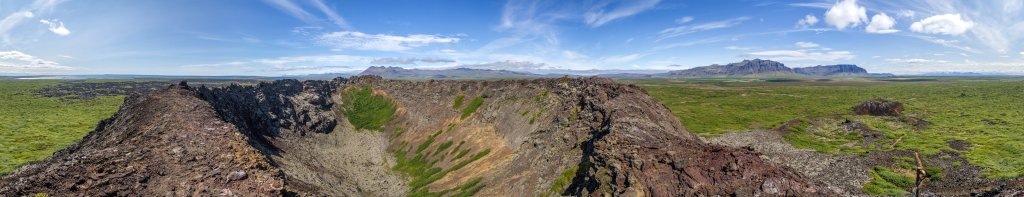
xmin=1 ymin=0 xmax=1022 ymax=76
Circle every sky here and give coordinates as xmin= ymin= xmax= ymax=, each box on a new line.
xmin=1 ymin=0 xmax=1023 ymax=76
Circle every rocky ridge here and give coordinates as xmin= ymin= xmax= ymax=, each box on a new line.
xmin=1 ymin=76 xmax=830 ymax=196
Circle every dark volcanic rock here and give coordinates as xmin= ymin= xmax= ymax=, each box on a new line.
xmin=1 ymin=77 xmax=830 ymax=196
xmin=0 ymin=84 xmax=284 ymax=196
xmin=666 ymin=59 xmax=797 ymax=77
xmin=194 ymin=79 xmax=340 ymax=139
xmin=853 ymin=99 xmax=904 ymax=116
xmin=793 ymin=64 xmax=869 ymax=77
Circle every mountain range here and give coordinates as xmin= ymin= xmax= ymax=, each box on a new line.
xmin=358 ymin=66 xmax=539 ymax=79
xmin=357 ymin=59 xmax=875 ymax=79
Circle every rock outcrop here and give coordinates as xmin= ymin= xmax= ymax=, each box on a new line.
xmin=1 ymin=77 xmax=830 ymax=196
xmin=0 ymin=84 xmax=284 ymax=196
xmin=853 ymin=99 xmax=904 ymax=116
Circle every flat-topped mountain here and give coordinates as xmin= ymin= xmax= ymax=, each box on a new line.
xmin=665 ymin=59 xmax=797 ymax=77
xmin=662 ymin=59 xmax=875 ymax=78
xmin=359 ymin=66 xmax=538 ymax=79
xmin=794 ymin=64 xmax=869 ymax=76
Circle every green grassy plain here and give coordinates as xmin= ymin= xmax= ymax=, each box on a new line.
xmin=0 ymin=80 xmax=123 ymax=174
xmin=633 ymin=77 xmax=1024 ymax=179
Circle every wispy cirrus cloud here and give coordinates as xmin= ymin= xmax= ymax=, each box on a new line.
xmin=657 ymin=16 xmax=751 ymax=40
xmin=316 ymin=31 xmax=460 ymax=51
xmin=747 ymin=43 xmax=854 ymax=62
xmin=795 ymin=41 xmax=820 ymax=48
xmin=371 ymin=57 xmax=455 ymax=65
xmin=456 ymin=60 xmax=548 ymax=70
xmin=264 ymin=0 xmax=351 ymax=29
xmin=583 ymin=0 xmax=660 ymax=27
xmin=885 ymin=58 xmax=948 ymax=64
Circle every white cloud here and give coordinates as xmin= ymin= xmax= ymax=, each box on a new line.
xmin=38 ymin=19 xmax=70 ymax=36
xmin=583 ymin=0 xmax=660 ymax=27
xmin=865 ymin=13 xmax=899 ymax=34
xmin=895 ymin=10 xmax=915 ymax=18
xmin=795 ymin=41 xmax=820 ymax=48
xmin=316 ymin=31 xmax=459 ymax=51
xmin=910 ymin=36 xmax=980 ymax=54
xmin=601 ymin=53 xmax=643 ymax=64
xmin=796 ymin=14 xmax=819 ymax=28
xmin=183 ymin=54 xmax=372 ymax=75
xmin=1020 ymin=51 xmax=1024 ymax=56
xmin=457 ymin=60 xmax=548 ymax=70
xmin=886 ymin=58 xmax=948 ymax=64
xmin=370 ymin=57 xmax=455 ymax=65
xmin=749 ymin=49 xmax=851 ymax=61
xmin=724 ymin=46 xmax=754 ymax=51
xmin=658 ymin=17 xmax=750 ymax=40
xmin=789 ymin=2 xmax=833 ymax=9
xmin=561 ymin=50 xmax=588 ymax=60
xmin=0 ymin=0 xmax=67 ymax=45
xmin=675 ymin=16 xmax=694 ymax=24
xmin=910 ymin=14 xmax=973 ymax=36
xmin=0 ymin=50 xmax=71 ymax=72
xmin=824 ymin=0 xmax=867 ymax=30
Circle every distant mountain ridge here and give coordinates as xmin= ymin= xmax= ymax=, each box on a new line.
xmin=358 ymin=66 xmax=538 ymax=79
xmin=794 ymin=64 xmax=868 ymax=76
xmin=662 ymin=59 xmax=873 ymax=78
xmin=664 ymin=59 xmax=796 ymax=77
xmin=353 ymin=60 xmax=879 ymax=79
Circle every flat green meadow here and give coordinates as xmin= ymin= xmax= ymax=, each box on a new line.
xmin=0 ymin=79 xmax=124 ymax=175
xmin=632 ymin=77 xmax=1024 ymax=179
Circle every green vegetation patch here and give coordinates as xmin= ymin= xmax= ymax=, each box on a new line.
xmin=392 ymin=127 xmax=491 ymax=196
xmin=342 ymin=87 xmax=397 ymax=131
xmin=542 ymin=166 xmax=579 ymax=197
xmin=863 ymin=166 xmax=913 ymax=196
xmin=460 ymin=96 xmax=484 ymax=119
xmin=0 ymin=80 xmax=124 ymax=175
xmin=452 ymin=94 xmax=465 ymax=109
xmin=535 ymin=89 xmax=549 ymax=103
xmin=634 ymin=78 xmax=1024 ymax=178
